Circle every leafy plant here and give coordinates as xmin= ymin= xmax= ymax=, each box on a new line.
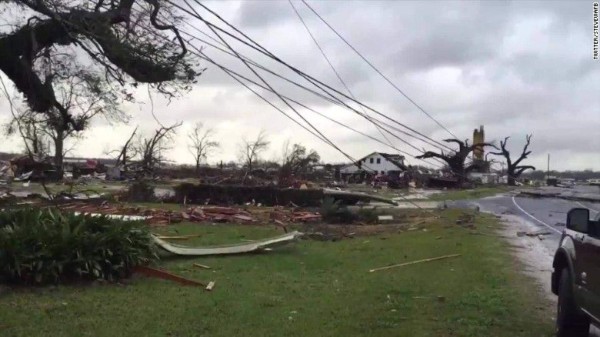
xmin=0 ymin=208 xmax=156 ymax=285
xmin=356 ymin=207 xmax=379 ymax=224
xmin=320 ymin=197 xmax=355 ymax=224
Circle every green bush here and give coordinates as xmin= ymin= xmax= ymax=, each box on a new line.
xmin=320 ymin=197 xmax=356 ymax=224
xmin=0 ymin=208 xmax=156 ymax=285
xmin=356 ymin=207 xmax=379 ymax=224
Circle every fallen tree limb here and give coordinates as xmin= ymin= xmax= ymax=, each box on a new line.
xmin=369 ymin=254 xmax=461 ymax=272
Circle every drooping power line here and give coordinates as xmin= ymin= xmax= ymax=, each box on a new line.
xmin=300 ymin=0 xmax=458 ymax=139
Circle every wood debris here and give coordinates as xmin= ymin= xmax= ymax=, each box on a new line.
xmin=134 ymin=266 xmax=207 ymax=287
xmin=369 ymin=254 xmax=462 ymax=272
xmin=193 ymin=263 xmax=211 ymax=269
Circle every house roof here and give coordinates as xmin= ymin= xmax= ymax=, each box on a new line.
xmin=355 ymin=152 xmax=407 ymax=171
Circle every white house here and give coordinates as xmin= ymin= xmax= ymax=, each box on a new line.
xmin=340 ymin=152 xmax=406 ymax=176
xmin=468 ymin=172 xmax=499 ymax=185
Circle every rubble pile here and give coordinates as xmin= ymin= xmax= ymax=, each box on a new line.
xmin=56 ymin=202 xmax=322 ymax=226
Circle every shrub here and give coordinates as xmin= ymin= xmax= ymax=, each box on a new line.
xmin=320 ymin=197 xmax=356 ymax=224
xmin=356 ymin=207 xmax=379 ymax=224
xmin=0 ymin=208 xmax=156 ymax=285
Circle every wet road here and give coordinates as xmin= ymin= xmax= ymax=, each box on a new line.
xmin=453 ymin=192 xmax=600 ymax=252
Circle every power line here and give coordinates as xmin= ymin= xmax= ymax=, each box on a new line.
xmin=129 ymin=3 xmax=433 ymax=163
xmin=172 ymin=23 xmax=447 ymax=167
xmin=173 ymin=2 xmax=431 ymax=187
xmin=175 ymin=25 xmax=447 ymax=155
xmin=288 ymin=0 xmax=398 ymax=157
xmin=300 ymin=0 xmax=458 ymax=139
xmin=197 ymin=3 xmax=365 ymax=170
xmin=167 ymin=0 xmax=454 ymax=153
xmin=155 ymin=4 xmax=448 ymax=167
xmin=199 ymin=50 xmax=434 ymax=163
xmin=197 ymin=52 xmax=426 ymax=209
xmin=20 ymin=2 xmax=449 ymax=181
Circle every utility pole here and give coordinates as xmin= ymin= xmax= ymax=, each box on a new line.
xmin=547 ymin=153 xmax=550 ymax=179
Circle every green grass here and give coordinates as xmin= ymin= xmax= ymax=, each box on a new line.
xmin=427 ymin=186 xmax=513 ymax=201
xmin=0 ymin=209 xmax=553 ymax=337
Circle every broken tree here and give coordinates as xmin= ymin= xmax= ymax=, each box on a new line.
xmin=6 ymin=59 xmax=129 ymax=178
xmin=416 ymin=139 xmax=495 ymax=186
xmin=188 ymin=122 xmax=219 ymax=175
xmin=490 ymin=135 xmax=535 ymax=186
xmin=0 ymin=0 xmax=201 ymax=130
xmin=239 ymin=130 xmax=270 ymax=183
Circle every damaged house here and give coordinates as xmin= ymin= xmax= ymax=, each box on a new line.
xmin=340 ymin=152 xmax=407 ymax=183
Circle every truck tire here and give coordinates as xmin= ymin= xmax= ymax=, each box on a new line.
xmin=556 ymin=269 xmax=590 ymax=337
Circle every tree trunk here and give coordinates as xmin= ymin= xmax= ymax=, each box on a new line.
xmin=195 ymin=156 xmax=200 ymax=175
xmin=54 ymin=131 xmax=64 ymax=180
xmin=507 ymin=168 xmax=516 ymax=186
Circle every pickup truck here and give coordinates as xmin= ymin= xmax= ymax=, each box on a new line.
xmin=552 ymin=207 xmax=600 ymax=336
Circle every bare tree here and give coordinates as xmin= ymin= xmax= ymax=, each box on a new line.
xmin=6 ymin=116 xmax=51 ymax=158
xmin=6 ymin=60 xmax=129 ymax=178
xmin=239 ymin=130 xmax=269 ymax=181
xmin=0 ymin=0 xmax=201 ymax=130
xmin=136 ymin=122 xmax=182 ymax=176
xmin=280 ymin=141 xmax=320 ymax=181
xmin=112 ymin=126 xmax=139 ymax=174
xmin=416 ymin=138 xmax=495 ymax=186
xmin=188 ymin=122 xmax=219 ymax=174
xmin=490 ymin=135 xmax=535 ymax=186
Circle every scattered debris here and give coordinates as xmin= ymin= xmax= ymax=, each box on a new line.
xmin=323 ymin=188 xmax=398 ymax=206
xmin=193 ymin=263 xmax=211 ymax=270
xmin=134 ymin=266 xmax=209 ymax=288
xmin=205 ymin=281 xmax=215 ymax=291
xmin=377 ymin=215 xmax=394 ymax=222
xmin=56 ymin=202 xmax=322 ymax=226
xmin=153 ymin=231 xmax=303 ymax=256
xmin=517 ymin=230 xmax=552 ymax=237
xmin=369 ymin=254 xmax=461 ymax=273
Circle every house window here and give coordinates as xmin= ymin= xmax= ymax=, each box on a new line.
xmin=377 ymin=158 xmax=381 ymax=164
xmin=369 ymin=158 xmax=373 ymax=164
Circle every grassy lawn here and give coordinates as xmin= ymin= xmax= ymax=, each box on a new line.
xmin=0 ymin=209 xmax=553 ymax=337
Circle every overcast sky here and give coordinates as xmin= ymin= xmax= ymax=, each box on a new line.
xmin=1 ymin=0 xmax=599 ymax=171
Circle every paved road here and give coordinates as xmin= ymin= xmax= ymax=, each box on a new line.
xmin=452 ymin=188 xmax=600 ymax=252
